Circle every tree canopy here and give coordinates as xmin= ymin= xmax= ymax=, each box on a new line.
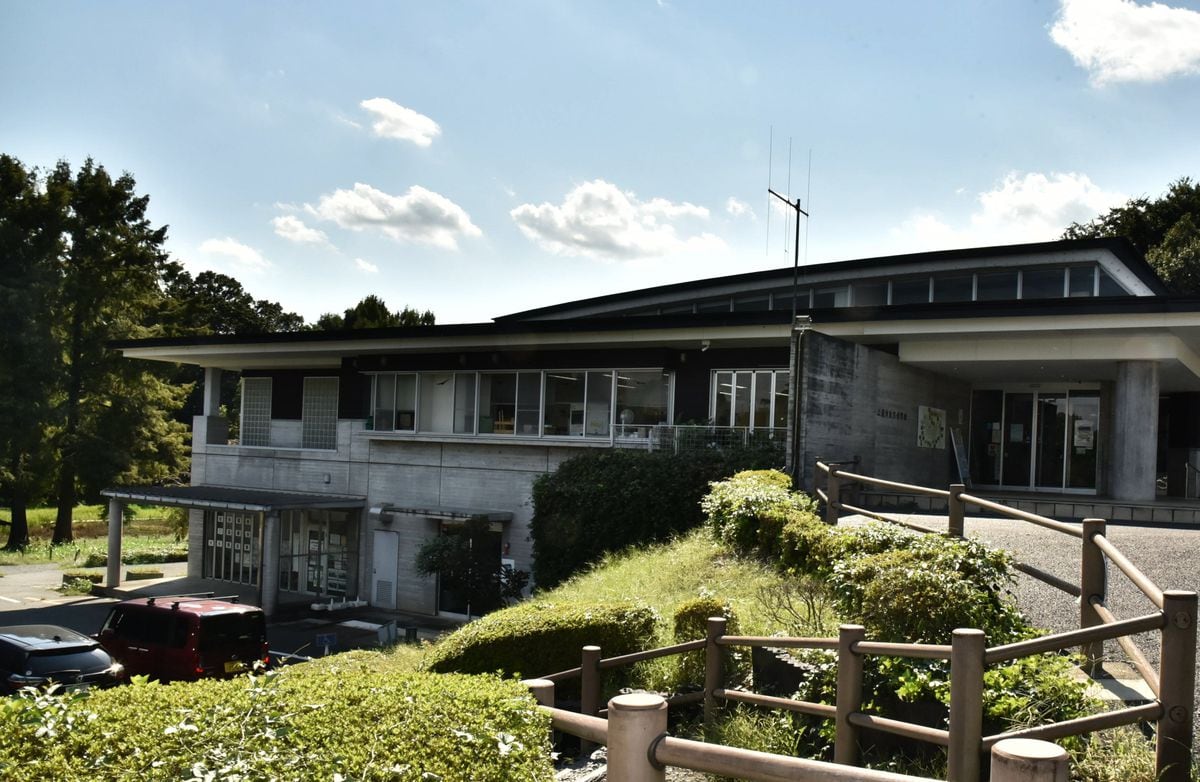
xmin=1063 ymin=177 xmax=1200 ymax=294
xmin=314 ymin=294 xmax=435 ymax=330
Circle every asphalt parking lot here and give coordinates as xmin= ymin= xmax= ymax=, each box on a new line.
xmin=0 ymin=563 xmax=440 ymax=661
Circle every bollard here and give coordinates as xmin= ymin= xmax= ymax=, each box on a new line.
xmin=607 ymin=693 xmax=667 ymax=782
xmin=990 ymin=739 xmax=1068 ymax=782
xmin=948 ymin=628 xmax=986 ymax=782
xmin=834 ymin=624 xmax=865 ymax=766
xmin=580 ymin=645 xmax=602 ymax=755
xmin=1155 ymin=590 xmax=1197 ymax=782
xmin=1079 ymin=518 xmax=1107 ymax=674
xmin=825 ymin=465 xmax=841 ymax=525
xmin=522 ymin=678 xmax=555 ymax=708
xmin=703 ymin=616 xmax=727 ymax=729
xmin=948 ymin=483 xmax=966 ymax=538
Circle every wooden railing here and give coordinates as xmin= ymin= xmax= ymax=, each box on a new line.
xmin=523 ymin=464 xmax=1196 ymax=782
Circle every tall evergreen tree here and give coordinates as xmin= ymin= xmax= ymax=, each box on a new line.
xmin=49 ymin=159 xmax=184 ymax=543
xmin=314 ymin=294 xmax=435 ymax=330
xmin=0 ymin=155 xmax=62 ymax=550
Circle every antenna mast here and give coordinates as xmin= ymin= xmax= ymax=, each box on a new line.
xmin=768 ymin=186 xmax=809 ymax=321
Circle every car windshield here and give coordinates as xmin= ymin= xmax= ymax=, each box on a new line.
xmin=198 ymin=614 xmax=265 ymax=651
xmin=26 ymin=647 xmax=112 ymax=677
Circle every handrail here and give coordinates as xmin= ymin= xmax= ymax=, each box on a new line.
xmin=718 ymin=635 xmax=839 ymax=651
xmin=1010 ymin=561 xmax=1081 ymax=597
xmin=854 ymin=640 xmax=953 ymax=660
xmin=956 ymin=492 xmax=1083 ymax=538
xmin=598 ymin=639 xmax=705 ymax=669
xmin=544 ymin=705 xmax=608 ymax=744
xmin=654 ymin=734 xmax=941 ymax=782
xmin=847 ymin=712 xmax=951 ymax=747
xmin=1091 ymin=599 xmax=1160 ymax=696
xmin=838 ymin=501 xmax=944 ymax=534
xmin=984 ymin=612 xmax=1164 ymax=664
xmin=1091 ymin=534 xmax=1164 ymax=609
xmin=716 ymin=687 xmax=838 ymax=719
xmin=981 ymin=702 xmax=1163 ymax=749
xmin=835 ymin=468 xmax=951 ymax=499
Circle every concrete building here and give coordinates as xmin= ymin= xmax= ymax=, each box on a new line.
xmin=103 ymin=238 xmax=1200 ymax=616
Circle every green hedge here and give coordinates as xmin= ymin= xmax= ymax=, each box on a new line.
xmin=81 ymin=545 xmax=188 ymax=568
xmin=0 ymin=662 xmax=553 ymax=781
xmin=701 ymin=470 xmax=818 ymax=555
xmin=530 ymin=447 xmax=780 ymax=589
xmin=424 ymin=600 xmax=659 ymax=682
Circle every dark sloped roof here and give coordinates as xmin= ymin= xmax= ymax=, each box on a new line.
xmin=101 ymin=485 xmax=366 ymax=511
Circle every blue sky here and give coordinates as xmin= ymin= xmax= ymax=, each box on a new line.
xmin=3 ymin=1 xmax=1199 ymax=323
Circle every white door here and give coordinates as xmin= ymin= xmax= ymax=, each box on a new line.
xmin=371 ymin=529 xmax=399 ymax=609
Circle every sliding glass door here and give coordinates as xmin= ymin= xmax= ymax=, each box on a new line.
xmin=970 ymin=389 xmax=1099 ymax=492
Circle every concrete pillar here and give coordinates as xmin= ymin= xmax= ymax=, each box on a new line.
xmin=106 ymin=499 xmax=123 ymax=588
xmin=990 ymin=739 xmax=1068 ymax=782
xmin=607 ymin=693 xmax=667 ymax=782
xmin=1110 ymin=361 xmax=1159 ymax=501
xmin=202 ymin=367 xmax=222 ymax=416
xmin=260 ymin=511 xmax=280 ymax=617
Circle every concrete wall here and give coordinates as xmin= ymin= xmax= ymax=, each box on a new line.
xmin=795 ymin=330 xmax=971 ymax=492
xmin=192 ymin=420 xmax=597 ymax=614
xmin=1109 ymin=360 xmax=1160 ymax=502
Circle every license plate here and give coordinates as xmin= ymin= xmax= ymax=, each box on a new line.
xmin=223 ymin=661 xmax=245 ymax=674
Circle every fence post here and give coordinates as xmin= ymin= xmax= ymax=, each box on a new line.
xmin=948 ymin=483 xmax=966 ymax=538
xmin=825 ymin=464 xmax=841 ymax=525
xmin=703 ymin=616 xmax=728 ymax=730
xmin=834 ymin=624 xmax=866 ymax=766
xmin=1079 ymin=518 xmax=1107 ymax=674
xmin=580 ymin=644 xmax=602 ymax=755
xmin=1155 ymin=590 xmax=1197 ymax=782
xmin=948 ymin=628 xmax=986 ymax=782
xmin=608 ymin=693 xmax=667 ymax=782
xmin=989 ymin=739 xmax=1069 ymax=782
xmin=522 ymin=678 xmax=555 ymax=708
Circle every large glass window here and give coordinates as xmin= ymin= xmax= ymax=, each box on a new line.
xmin=1067 ymin=266 xmax=1095 ymax=297
xmin=852 ymin=282 xmax=887 ymax=306
xmin=976 ymin=271 xmax=1018 ymax=301
xmin=770 ymin=287 xmax=810 ymax=311
xmin=813 ymin=287 xmax=848 ymax=308
xmin=240 ymin=378 xmax=272 ymax=447
xmin=278 ymin=509 xmax=358 ymax=599
xmin=585 ymin=371 xmax=613 ymax=437
xmin=933 ymin=275 xmax=973 ymax=303
xmin=733 ymin=293 xmax=770 ymax=311
xmin=1021 ymin=268 xmax=1065 ymax=299
xmin=302 ymin=377 xmax=339 ymax=450
xmin=543 ymin=372 xmax=585 ymax=436
xmin=516 ymin=373 xmax=541 ymax=435
xmin=891 ymin=278 xmax=930 ymax=305
xmin=712 ymin=370 xmax=788 ymax=430
xmin=479 ymin=372 xmax=539 ymax=435
xmin=615 ymin=371 xmax=670 ymax=436
xmin=1098 ymin=268 xmax=1127 ymax=296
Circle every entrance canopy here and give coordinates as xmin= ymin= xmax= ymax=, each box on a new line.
xmin=101 ymin=485 xmax=366 ymax=512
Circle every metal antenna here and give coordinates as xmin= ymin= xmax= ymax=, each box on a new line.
xmin=768 ymin=184 xmax=810 ymax=322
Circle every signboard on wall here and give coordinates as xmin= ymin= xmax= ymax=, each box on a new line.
xmin=917 ymin=405 xmax=946 ymax=449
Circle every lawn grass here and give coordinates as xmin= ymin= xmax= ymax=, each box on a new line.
xmin=0 ymin=503 xmax=177 ymax=538
xmin=537 ymin=527 xmax=826 ymax=639
xmin=0 ymin=533 xmax=185 ymax=568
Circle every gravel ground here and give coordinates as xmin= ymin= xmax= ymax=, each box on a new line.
xmin=845 ymin=512 xmax=1200 ymax=748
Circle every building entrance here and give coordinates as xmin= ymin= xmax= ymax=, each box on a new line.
xmin=970 ymin=389 xmax=1099 ymax=492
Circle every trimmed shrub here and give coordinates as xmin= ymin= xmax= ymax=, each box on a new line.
xmin=701 ymin=470 xmax=819 ymax=555
xmin=531 ymin=447 xmax=779 ymax=588
xmin=60 ymin=569 xmax=104 ymax=585
xmin=828 ymin=530 xmax=1025 ymax=644
xmin=672 ymin=595 xmax=740 ymax=686
xmin=0 ymin=663 xmax=554 ymax=781
xmin=81 ymin=545 xmax=187 ymax=568
xmin=423 ymin=600 xmax=659 ymax=682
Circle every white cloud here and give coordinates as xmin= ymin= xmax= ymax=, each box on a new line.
xmin=1050 ymin=0 xmax=1200 ymax=85
xmin=510 ymin=179 xmax=725 ymax=261
xmin=359 ymin=98 xmax=441 ymax=146
xmin=890 ymin=172 xmax=1125 ymax=251
xmin=307 ymin=182 xmax=481 ymax=250
xmin=197 ymin=237 xmax=271 ymax=274
xmin=725 ymin=196 xmax=755 ymax=219
xmin=354 ymin=258 xmax=379 ymax=273
xmin=271 ymin=215 xmax=330 ymax=246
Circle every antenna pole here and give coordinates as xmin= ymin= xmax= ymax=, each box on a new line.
xmin=768 ymin=188 xmax=809 ymax=321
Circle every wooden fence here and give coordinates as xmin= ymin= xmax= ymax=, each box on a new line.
xmin=525 ymin=462 xmax=1197 ymax=782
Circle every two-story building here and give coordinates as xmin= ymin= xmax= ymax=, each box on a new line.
xmin=103 ymin=237 xmax=1200 ymax=616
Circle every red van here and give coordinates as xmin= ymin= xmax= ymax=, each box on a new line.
xmin=97 ymin=595 xmax=268 ymax=682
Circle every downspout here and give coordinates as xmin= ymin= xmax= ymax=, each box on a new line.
xmin=785 ymin=316 xmax=812 ymax=489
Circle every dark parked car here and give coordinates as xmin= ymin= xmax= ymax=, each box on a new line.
xmin=0 ymin=624 xmax=125 ymax=694
xmin=97 ymin=595 xmax=268 ymax=682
